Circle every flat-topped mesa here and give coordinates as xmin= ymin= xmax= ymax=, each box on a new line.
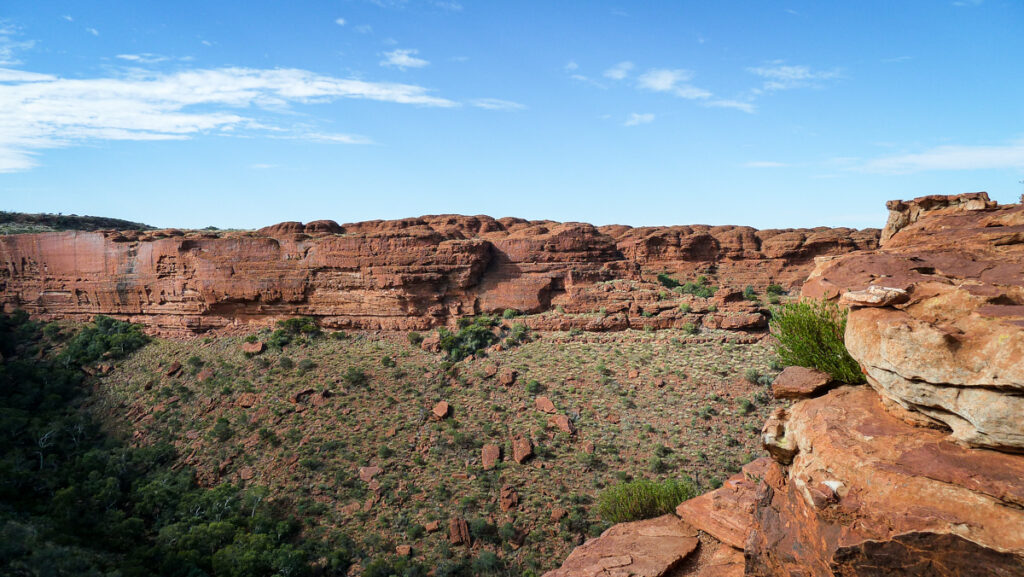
xmin=0 ymin=214 xmax=877 ymax=335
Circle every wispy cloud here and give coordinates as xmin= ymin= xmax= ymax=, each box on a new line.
xmin=86 ymin=27 xmax=99 ymax=36
xmin=380 ymin=48 xmax=429 ymax=69
xmin=334 ymin=17 xmax=347 ymax=26
xmin=470 ymin=98 xmax=526 ymax=111
xmin=603 ymin=61 xmax=633 ymax=80
xmin=859 ymin=140 xmax=1024 ymax=174
xmin=748 ymin=62 xmax=841 ymax=92
xmin=952 ymin=0 xmax=983 ymax=6
xmin=704 ymin=99 xmax=755 ymax=114
xmin=0 ymin=20 xmax=34 ymax=67
xmin=116 ymin=53 xmax=172 ymax=64
xmin=0 ymin=66 xmax=457 ymax=172
xmin=637 ymin=68 xmax=711 ymax=99
xmin=564 ymin=61 xmax=579 ymax=72
xmin=744 ymin=161 xmax=788 ymax=168
xmin=623 ymin=112 xmax=654 ymax=126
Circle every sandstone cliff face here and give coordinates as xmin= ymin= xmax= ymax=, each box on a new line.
xmin=544 ymin=193 xmax=1024 ymax=577
xmin=0 ymin=215 xmax=877 ymax=335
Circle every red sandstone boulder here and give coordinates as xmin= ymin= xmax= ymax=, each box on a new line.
xmin=498 ymin=368 xmax=518 ymax=386
xmin=548 ymin=414 xmax=576 ymax=435
xmin=772 ymin=366 xmax=833 ymax=399
xmin=675 ymin=457 xmax=771 ymax=549
xmin=241 ymin=341 xmax=265 ymax=355
xmin=499 ymin=485 xmax=519 ymax=512
xmin=541 ymin=514 xmax=698 ymax=577
xmin=431 ymin=401 xmax=450 ymax=420
xmin=481 ymin=444 xmax=501 ymax=470
xmin=535 ymin=396 xmax=557 ymax=414
xmin=449 ymin=517 xmax=471 ymax=546
xmin=512 ymin=436 xmax=533 ymax=463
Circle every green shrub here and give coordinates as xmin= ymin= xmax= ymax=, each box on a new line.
xmin=525 ymin=379 xmax=543 ymax=394
xmin=766 ymin=283 xmax=785 ymax=296
xmin=657 ymin=273 xmax=679 ymax=289
xmin=502 ymin=308 xmax=520 ymax=319
xmin=678 ymin=303 xmax=691 ymax=313
xmin=743 ymin=285 xmax=758 ymax=301
xmin=596 ymin=478 xmax=697 ymax=523
xmin=279 ymin=356 xmax=294 ymax=370
xmin=407 ymin=331 xmax=423 ymax=346
xmin=770 ymin=298 xmax=863 ymax=384
xmin=744 ymin=367 xmax=761 ymax=384
xmin=343 ymin=366 xmax=369 ymax=387
xmin=676 ymin=275 xmax=717 ymax=299
xmin=276 ymin=316 xmax=321 ymax=337
xmin=438 ymin=316 xmax=500 ymax=361
xmin=681 ymin=322 xmax=698 ymax=335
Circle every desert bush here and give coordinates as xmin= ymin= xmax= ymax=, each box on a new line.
xmin=766 ymin=283 xmax=785 ymax=296
xmin=502 ymin=308 xmax=520 ymax=319
xmin=438 ymin=316 xmax=500 ymax=361
xmin=343 ymin=366 xmax=369 ymax=387
xmin=657 ymin=273 xmax=679 ymax=289
xmin=770 ymin=298 xmax=863 ymax=384
xmin=596 ymin=478 xmax=696 ymax=523
xmin=681 ymin=322 xmax=698 ymax=335
xmin=276 ymin=316 xmax=321 ymax=337
xmin=744 ymin=367 xmax=761 ymax=384
xmin=675 ymin=275 xmax=717 ymax=299
xmin=743 ymin=285 xmax=758 ymax=301
xmin=407 ymin=331 xmax=423 ymax=346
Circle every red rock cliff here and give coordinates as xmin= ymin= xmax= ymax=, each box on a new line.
xmin=0 ymin=214 xmax=877 ymax=335
xmin=543 ymin=193 xmax=1024 ymax=577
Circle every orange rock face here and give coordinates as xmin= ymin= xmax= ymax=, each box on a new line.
xmin=0 ymin=214 xmax=876 ymax=335
xmin=804 ymin=192 xmax=1024 ymax=451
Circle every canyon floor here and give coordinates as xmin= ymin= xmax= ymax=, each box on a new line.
xmin=91 ymin=324 xmax=782 ymax=574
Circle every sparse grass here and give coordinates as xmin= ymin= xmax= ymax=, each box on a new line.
xmin=596 ymin=478 xmax=697 ymax=523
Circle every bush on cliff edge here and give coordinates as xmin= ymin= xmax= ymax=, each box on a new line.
xmin=769 ymin=298 xmax=864 ymax=384
xmin=596 ymin=478 xmax=696 ymax=524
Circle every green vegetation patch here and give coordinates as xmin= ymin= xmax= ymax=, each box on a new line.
xmin=770 ymin=298 xmax=864 ymax=384
xmin=596 ymin=478 xmax=697 ymax=524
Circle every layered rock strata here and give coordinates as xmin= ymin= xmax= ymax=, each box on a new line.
xmin=0 ymin=215 xmax=876 ymax=335
xmin=546 ymin=193 xmax=1024 ymax=576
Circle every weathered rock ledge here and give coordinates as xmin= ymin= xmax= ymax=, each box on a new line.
xmin=0 ymin=214 xmax=877 ymax=335
xmin=544 ymin=193 xmax=1024 ymax=576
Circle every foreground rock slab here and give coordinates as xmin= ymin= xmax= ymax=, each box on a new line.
xmin=751 ymin=386 xmax=1024 ymax=576
xmin=542 ymin=514 xmax=698 ymax=577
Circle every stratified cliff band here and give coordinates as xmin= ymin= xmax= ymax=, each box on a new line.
xmin=0 ymin=215 xmax=878 ymax=335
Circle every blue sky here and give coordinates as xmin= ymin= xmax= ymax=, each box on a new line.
xmin=1 ymin=1 xmax=1022 ymax=229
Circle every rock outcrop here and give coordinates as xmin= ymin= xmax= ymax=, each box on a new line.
xmin=804 ymin=192 xmax=1024 ymax=452
xmin=0 ymin=215 xmax=876 ymax=335
xmin=546 ymin=193 xmax=1024 ymax=576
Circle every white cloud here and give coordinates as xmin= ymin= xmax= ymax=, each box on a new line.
xmin=603 ymin=61 xmax=633 ymax=80
xmin=302 ymin=132 xmax=375 ymax=144
xmin=335 ymin=17 xmax=347 ymax=26
xmin=748 ymin=63 xmax=840 ymax=92
xmin=0 ymin=66 xmax=457 ymax=172
xmin=623 ymin=112 xmax=654 ymax=126
xmin=380 ymin=48 xmax=428 ymax=69
xmin=744 ymin=161 xmax=788 ymax=168
xmin=470 ymin=98 xmax=526 ymax=110
xmin=355 ymin=24 xmax=374 ymax=34
xmin=86 ymin=27 xmax=99 ymax=36
xmin=62 ymin=15 xmax=74 ymax=22
xmin=953 ymin=0 xmax=982 ymax=5
xmin=116 ymin=53 xmax=171 ymax=64
xmin=637 ymin=68 xmax=711 ymax=99
xmin=564 ymin=61 xmax=579 ymax=72
xmin=703 ymin=99 xmax=756 ymax=114
xmin=859 ymin=140 xmax=1024 ymax=174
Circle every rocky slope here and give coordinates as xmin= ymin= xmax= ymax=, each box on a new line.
xmin=543 ymin=192 xmax=1024 ymax=576
xmin=0 ymin=215 xmax=877 ymax=335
